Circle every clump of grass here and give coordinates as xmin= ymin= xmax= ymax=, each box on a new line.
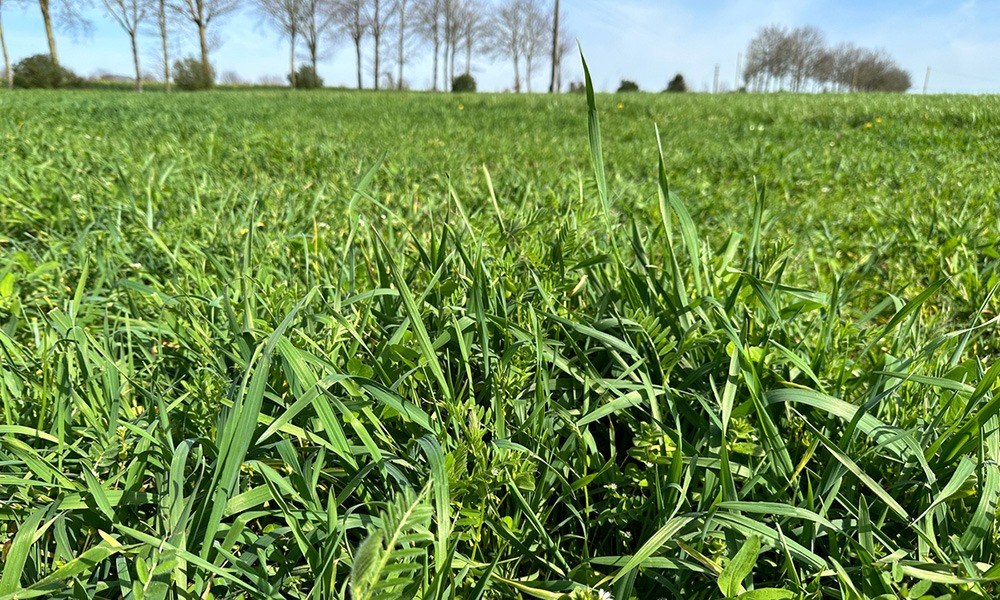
xmin=1 ymin=65 xmax=1000 ymax=599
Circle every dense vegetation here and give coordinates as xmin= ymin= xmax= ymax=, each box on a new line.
xmin=1 ymin=83 xmax=999 ymax=599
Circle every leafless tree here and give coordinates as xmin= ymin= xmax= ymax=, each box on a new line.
xmin=486 ymin=0 xmax=545 ymax=92
xmin=743 ymin=25 xmax=909 ymax=93
xmin=830 ymin=43 xmax=863 ymax=91
xmin=367 ymin=0 xmax=393 ymax=90
xmin=299 ymin=0 xmax=336 ymax=75
xmin=520 ymin=0 xmax=545 ymax=92
xmin=102 ymin=0 xmax=151 ymax=92
xmin=454 ymin=0 xmax=481 ymax=77
xmin=786 ymin=25 xmax=823 ymax=92
xmin=36 ymin=0 xmax=92 ymax=66
xmin=441 ymin=0 xmax=455 ymax=85
xmin=850 ymin=47 xmax=910 ymax=92
xmin=413 ymin=0 xmax=441 ymax=89
xmin=743 ymin=25 xmax=795 ymax=91
xmin=393 ymin=0 xmax=408 ymax=88
xmin=156 ymin=0 xmax=171 ymax=92
xmin=168 ymin=0 xmax=241 ymax=78
xmin=812 ymin=47 xmax=835 ymax=91
xmin=485 ymin=0 xmax=525 ymax=92
xmin=253 ymin=0 xmax=303 ymax=87
xmin=331 ymin=0 xmax=368 ymax=88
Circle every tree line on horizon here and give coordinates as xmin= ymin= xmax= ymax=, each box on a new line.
xmin=743 ymin=24 xmax=911 ymax=93
xmin=0 ymin=0 xmax=567 ymax=93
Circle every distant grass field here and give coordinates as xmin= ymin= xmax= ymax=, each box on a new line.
xmin=1 ymin=86 xmax=999 ymax=599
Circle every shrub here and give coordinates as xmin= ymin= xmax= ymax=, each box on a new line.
xmin=616 ymin=79 xmax=640 ymax=92
xmin=665 ymin=74 xmax=687 ymax=93
xmin=291 ymin=65 xmax=323 ymax=89
xmin=173 ymin=57 xmax=215 ymax=91
xmin=12 ymin=54 xmax=82 ymax=89
xmin=451 ymin=73 xmax=476 ymax=92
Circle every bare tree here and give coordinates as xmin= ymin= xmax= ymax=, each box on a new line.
xmin=168 ymin=0 xmax=241 ymax=79
xmin=254 ymin=0 xmax=303 ymax=87
xmin=454 ymin=0 xmax=481 ymax=77
xmin=831 ymin=42 xmax=863 ymax=91
xmin=743 ymin=25 xmax=909 ymax=93
xmin=36 ymin=0 xmax=92 ymax=66
xmin=743 ymin=24 xmax=789 ymax=91
xmin=520 ymin=0 xmax=545 ymax=92
xmin=332 ymin=0 xmax=368 ymax=89
xmin=486 ymin=0 xmax=525 ymax=92
xmin=156 ymin=0 xmax=171 ymax=92
xmin=102 ymin=0 xmax=151 ymax=92
xmin=850 ymin=47 xmax=910 ymax=92
xmin=413 ymin=0 xmax=441 ymax=89
xmin=300 ymin=0 xmax=336 ymax=74
xmin=786 ymin=25 xmax=823 ymax=92
xmin=368 ymin=0 xmax=392 ymax=90
xmin=394 ymin=0 xmax=409 ymax=88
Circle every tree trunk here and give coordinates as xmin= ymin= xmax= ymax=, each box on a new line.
xmin=372 ymin=0 xmax=380 ymax=90
xmin=513 ymin=52 xmax=520 ymax=93
xmin=548 ymin=0 xmax=559 ymax=92
xmin=448 ymin=40 xmax=455 ymax=86
xmin=159 ymin=0 xmax=170 ymax=93
xmin=289 ymin=29 xmax=296 ymax=88
xmin=198 ymin=20 xmax=209 ymax=78
xmin=39 ymin=0 xmax=59 ymax=66
xmin=431 ymin=34 xmax=439 ymax=91
xmin=525 ymin=58 xmax=532 ymax=93
xmin=442 ymin=7 xmax=450 ymax=89
xmin=355 ymin=37 xmax=362 ymax=89
xmin=396 ymin=0 xmax=405 ymax=90
xmin=464 ymin=37 xmax=470 ymax=75
xmin=131 ymin=31 xmax=142 ymax=92
xmin=1 ymin=11 xmax=11 ymax=90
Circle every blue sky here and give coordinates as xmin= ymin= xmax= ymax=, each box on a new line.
xmin=2 ymin=0 xmax=999 ymax=93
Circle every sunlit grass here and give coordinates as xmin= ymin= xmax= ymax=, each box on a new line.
xmin=1 ymin=83 xmax=999 ymax=599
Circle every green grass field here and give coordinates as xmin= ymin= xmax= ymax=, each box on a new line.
xmin=1 ymin=83 xmax=999 ymax=599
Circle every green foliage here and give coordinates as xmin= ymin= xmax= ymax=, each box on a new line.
xmin=451 ymin=72 xmax=476 ymax=92
xmin=291 ymin=64 xmax=323 ymax=89
xmin=172 ymin=56 xmax=215 ymax=90
xmin=12 ymin=53 xmax=82 ymax=88
xmin=616 ymin=79 xmax=640 ymax=92
xmin=349 ymin=485 xmax=434 ymax=600
xmin=1 ymin=86 xmax=1000 ymax=599
xmin=666 ymin=73 xmax=687 ymax=92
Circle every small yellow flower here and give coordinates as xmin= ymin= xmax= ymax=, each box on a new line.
xmin=863 ymin=122 xmax=873 ymax=129
xmin=617 ymin=102 xmax=624 ymax=109
xmin=458 ymin=104 xmax=464 ymax=110
xmin=239 ymin=227 xmax=249 ymax=236
xmin=875 ymin=117 xmax=883 ymax=123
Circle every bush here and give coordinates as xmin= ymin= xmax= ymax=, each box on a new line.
xmin=173 ymin=57 xmax=215 ymax=91
xmin=451 ymin=73 xmax=476 ymax=92
xmin=616 ymin=79 xmax=640 ymax=92
xmin=291 ymin=65 xmax=323 ymax=89
xmin=665 ymin=74 xmax=687 ymax=93
xmin=12 ymin=54 xmax=82 ymax=89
